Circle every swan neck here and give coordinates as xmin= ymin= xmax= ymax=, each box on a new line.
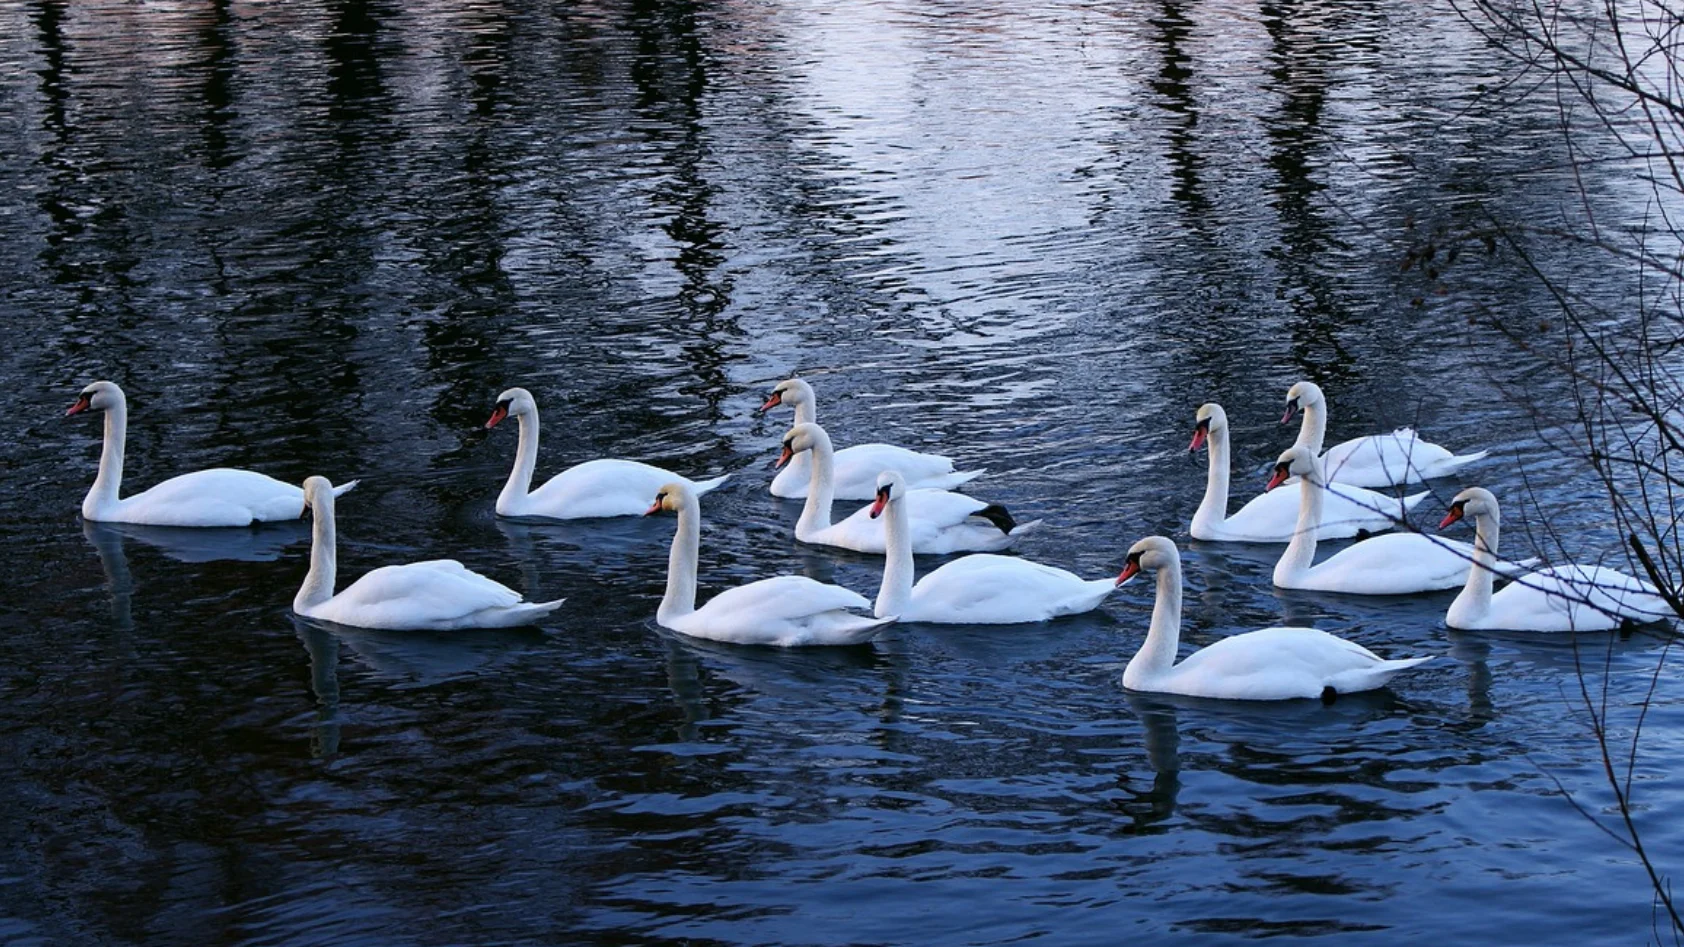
xmin=1192 ymin=426 xmax=1231 ymax=530
xmin=1126 ymin=559 xmax=1184 ymax=687
xmin=659 ymin=493 xmax=700 ymax=624
xmin=1296 ymin=400 xmax=1327 ymax=456
xmin=795 ymin=433 xmax=837 ymax=538
xmin=498 ymin=407 xmax=540 ymax=514
xmin=295 ymin=493 xmax=338 ymax=612
xmin=1450 ymin=511 xmax=1500 ymax=622
xmin=876 ymin=493 xmax=915 ymax=617
xmin=794 ymin=400 xmax=816 ymax=426
xmin=86 ymin=398 xmax=128 ymax=517
xmin=1275 ymin=461 xmax=1324 ymax=583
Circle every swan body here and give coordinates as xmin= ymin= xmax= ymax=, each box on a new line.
xmin=1189 ymin=403 xmax=1427 ymax=542
xmin=761 ymin=378 xmax=983 ymax=499
xmin=1285 ymin=381 xmax=1488 ymax=487
xmin=871 ymin=471 xmax=1116 ymax=622
xmin=650 ymin=481 xmax=891 ymax=646
xmin=488 ymin=387 xmax=728 ymax=519
xmin=1441 ymin=487 xmax=1672 ymax=631
xmin=1266 ymin=446 xmax=1534 ymax=594
xmin=1119 ymin=536 xmax=1433 ymax=700
xmin=67 ymin=381 xmax=356 ymax=527
xmin=293 ymin=477 xmax=563 ymax=631
xmin=780 ymin=422 xmax=1033 ymax=554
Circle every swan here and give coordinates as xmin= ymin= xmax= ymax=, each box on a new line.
xmin=1439 ymin=487 xmax=1672 ymax=631
xmin=293 ymin=477 xmax=563 ymax=630
xmin=647 ymin=480 xmax=892 ymax=646
xmin=1266 ymin=446 xmax=1533 ymax=594
xmin=1189 ymin=403 xmax=1427 ymax=542
xmin=1283 ymin=381 xmax=1488 ymax=487
xmin=66 ymin=380 xmax=357 ymax=527
xmin=778 ymin=422 xmax=1034 ymax=554
xmin=487 ymin=387 xmax=728 ymax=519
xmin=759 ymin=378 xmax=983 ymax=499
xmin=1119 ymin=536 xmax=1433 ymax=700
xmin=870 ymin=471 xmax=1117 ymax=622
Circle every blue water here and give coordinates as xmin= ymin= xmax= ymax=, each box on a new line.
xmin=1 ymin=0 xmax=1679 ymax=943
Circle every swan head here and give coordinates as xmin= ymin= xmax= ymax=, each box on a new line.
xmin=486 ymin=387 xmax=537 ymax=429
xmin=645 ymin=481 xmax=693 ymax=516
xmin=869 ymin=470 xmax=908 ymax=519
xmin=1118 ymin=536 xmax=1179 ymax=585
xmin=1190 ymin=403 xmax=1227 ymax=452
xmin=67 ymin=380 xmax=122 ymax=417
xmin=300 ymin=476 xmax=337 ymax=515
xmin=1440 ymin=486 xmax=1499 ymax=530
xmin=775 ymin=422 xmax=830 ymax=468
xmin=1266 ymin=445 xmax=1317 ymax=491
xmin=1282 ymin=381 xmax=1325 ymax=424
xmin=759 ymin=377 xmax=815 ymax=414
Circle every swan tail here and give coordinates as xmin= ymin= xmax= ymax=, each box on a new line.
xmin=690 ymin=474 xmax=731 ymax=496
xmin=1398 ymin=490 xmax=1430 ymax=514
xmin=1428 ymin=450 xmax=1490 ymax=477
xmin=947 ymin=468 xmax=987 ymax=487
xmin=502 ymin=598 xmax=565 ymax=625
xmin=331 ymin=479 xmax=361 ymax=498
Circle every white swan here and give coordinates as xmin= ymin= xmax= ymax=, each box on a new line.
xmin=1119 ymin=536 xmax=1433 ymax=700
xmin=759 ymin=378 xmax=984 ymax=499
xmin=67 ymin=380 xmax=357 ymax=527
xmin=648 ymin=481 xmax=892 ymax=646
xmin=779 ymin=422 xmax=1033 ymax=554
xmin=1440 ymin=487 xmax=1672 ymax=631
xmin=487 ymin=387 xmax=728 ymax=519
xmin=1266 ymin=446 xmax=1532 ymax=594
xmin=293 ymin=477 xmax=563 ymax=630
xmin=1189 ymin=403 xmax=1427 ymax=542
xmin=1284 ymin=381 xmax=1488 ymax=487
xmin=871 ymin=471 xmax=1117 ymax=622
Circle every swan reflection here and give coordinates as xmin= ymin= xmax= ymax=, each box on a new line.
xmin=82 ymin=517 xmax=308 ymax=564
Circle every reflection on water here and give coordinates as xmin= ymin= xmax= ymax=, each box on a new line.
xmin=4 ymin=0 xmax=1683 ymax=943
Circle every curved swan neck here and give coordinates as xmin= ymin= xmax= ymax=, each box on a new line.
xmin=1296 ymin=399 xmax=1327 ymax=456
xmin=1450 ymin=510 xmax=1501 ymax=623
xmin=794 ymin=399 xmax=816 ymax=427
xmin=295 ymin=493 xmax=339 ymax=612
xmin=498 ymin=406 xmax=540 ymax=514
xmin=1126 ymin=558 xmax=1184 ymax=687
xmin=1274 ymin=460 xmax=1325 ymax=583
xmin=876 ymin=492 xmax=914 ymax=617
xmin=85 ymin=395 xmax=128 ymax=518
xmin=1192 ymin=425 xmax=1231 ymax=530
xmin=795 ymin=430 xmax=838 ymax=538
xmin=659 ymin=492 xmax=701 ymax=624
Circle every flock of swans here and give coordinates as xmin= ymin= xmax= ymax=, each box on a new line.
xmin=66 ymin=376 xmax=1674 ymax=703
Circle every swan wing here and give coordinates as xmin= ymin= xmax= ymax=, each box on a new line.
xmin=118 ymin=468 xmax=304 ymax=526
xmin=909 ymin=555 xmax=1112 ymax=623
xmin=323 ymin=560 xmax=525 ymax=627
xmin=1163 ymin=627 xmax=1426 ymax=700
xmin=527 ymin=459 xmax=706 ymax=518
xmin=1305 ymin=533 xmax=1474 ymax=593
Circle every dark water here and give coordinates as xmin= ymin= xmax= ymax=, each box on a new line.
xmin=3 ymin=0 xmax=1680 ymax=943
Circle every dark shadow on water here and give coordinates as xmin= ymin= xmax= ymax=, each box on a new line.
xmin=290 ymin=614 xmax=549 ymax=690
xmin=82 ymin=517 xmax=309 ymax=564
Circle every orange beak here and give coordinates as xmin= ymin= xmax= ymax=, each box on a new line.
xmin=1265 ymin=467 xmax=1290 ymax=491
xmin=774 ymin=445 xmax=793 ymax=469
xmin=869 ymin=488 xmax=890 ymax=519
xmin=1439 ymin=506 xmax=1465 ymax=530
xmin=1117 ymin=561 xmax=1140 ymax=584
xmin=486 ymin=404 xmax=509 ymax=429
xmin=644 ymin=500 xmax=663 ymax=516
xmin=1188 ymin=425 xmax=1208 ymax=452
xmin=1281 ymin=404 xmax=1298 ymax=424
xmin=758 ymin=391 xmax=782 ymax=413
xmin=66 ymin=393 xmax=92 ymax=416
